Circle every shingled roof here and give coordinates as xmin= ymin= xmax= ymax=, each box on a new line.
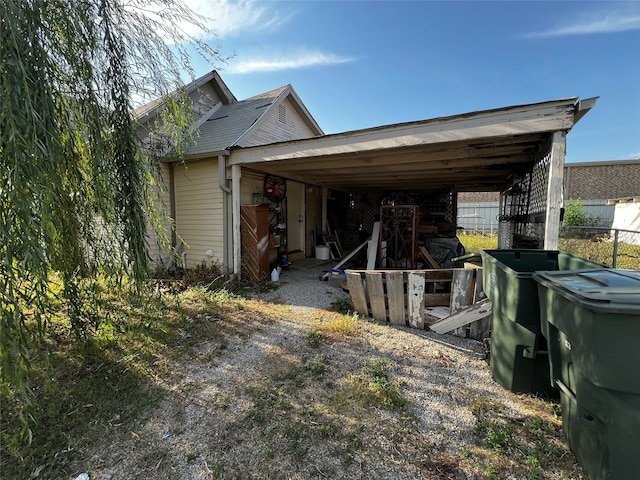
xmin=186 ymin=85 xmax=289 ymax=156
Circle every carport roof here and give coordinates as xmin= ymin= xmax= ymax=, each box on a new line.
xmin=227 ymin=96 xmax=597 ymax=193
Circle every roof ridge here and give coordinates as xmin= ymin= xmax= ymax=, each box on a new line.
xmin=242 ymin=85 xmax=289 ymax=101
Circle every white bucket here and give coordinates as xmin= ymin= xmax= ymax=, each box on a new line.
xmin=315 ymin=245 xmax=330 ymax=260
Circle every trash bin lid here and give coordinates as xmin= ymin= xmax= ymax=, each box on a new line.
xmin=533 ymin=269 xmax=640 ymax=310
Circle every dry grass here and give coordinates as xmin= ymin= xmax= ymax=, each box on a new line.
xmin=1 ymin=285 xmax=585 ymax=480
xmin=458 ymin=233 xmax=499 ymax=254
xmin=559 ymin=237 xmax=640 ymax=269
xmin=458 ymin=232 xmax=640 ymax=270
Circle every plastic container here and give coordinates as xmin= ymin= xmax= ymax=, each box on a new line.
xmin=270 ymin=267 xmax=280 ymax=282
xmin=533 ymin=269 xmax=640 ymax=480
xmin=481 ymin=250 xmax=604 ymax=395
xmin=327 ymin=269 xmax=346 ymax=288
xmin=315 ymin=245 xmax=330 ymax=260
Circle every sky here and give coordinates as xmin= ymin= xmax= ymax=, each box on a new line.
xmin=179 ymin=0 xmax=640 ymax=163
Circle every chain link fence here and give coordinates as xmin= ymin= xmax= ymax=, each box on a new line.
xmin=559 ymin=226 xmax=640 ymax=269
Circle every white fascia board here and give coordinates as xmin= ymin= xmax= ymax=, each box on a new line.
xmin=229 ymin=99 xmax=579 ymax=165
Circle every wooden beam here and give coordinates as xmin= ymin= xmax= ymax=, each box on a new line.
xmin=261 ymin=144 xmax=543 ymax=174
xmin=544 ymin=130 xmax=566 ymax=249
xmin=420 ymin=246 xmax=440 ymax=269
xmin=229 ymin=99 xmax=577 ymax=166
xmin=321 ymin=187 xmax=328 ymax=236
xmin=352 ymin=269 xmax=454 ymax=281
xmin=346 ymin=272 xmax=368 ymax=317
xmin=366 ymin=273 xmax=387 ymax=321
xmin=407 ymin=272 xmax=426 ymax=329
xmin=366 ymin=221 xmax=380 ymax=270
xmin=322 ymin=237 xmax=369 ymax=279
xmin=430 ymin=299 xmax=492 ymax=334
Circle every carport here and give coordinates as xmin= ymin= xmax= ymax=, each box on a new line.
xmin=227 ymin=96 xmax=597 ymax=275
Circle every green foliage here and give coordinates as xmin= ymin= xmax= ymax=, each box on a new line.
xmin=342 ymin=357 xmax=409 ymax=412
xmin=564 ymin=199 xmax=592 ymax=227
xmin=254 ymin=280 xmax=280 ymax=294
xmin=331 ymin=296 xmax=355 ymax=314
xmin=0 ymin=0 xmax=224 ymax=439
xmin=471 ymin=395 xmax=569 ymax=478
xmin=0 ymin=285 xmax=172 ymax=477
xmin=304 ymin=355 xmax=326 ymax=377
xmin=306 ymin=329 xmax=324 ymax=347
xmin=182 ymin=262 xmax=226 ymax=289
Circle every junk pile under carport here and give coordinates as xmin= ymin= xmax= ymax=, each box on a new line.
xmin=344 ymin=267 xmax=491 ymax=340
xmin=326 ymin=192 xmax=491 ymax=339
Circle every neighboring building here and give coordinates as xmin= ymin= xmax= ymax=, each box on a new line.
xmin=564 ymin=160 xmax=640 ymax=200
xmin=138 ymin=70 xmax=596 ymax=278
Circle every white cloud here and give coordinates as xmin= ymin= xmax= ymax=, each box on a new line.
xmin=180 ymin=0 xmax=296 ymax=38
xmin=524 ymin=10 xmax=640 ymax=38
xmin=224 ymin=49 xmax=354 ymax=73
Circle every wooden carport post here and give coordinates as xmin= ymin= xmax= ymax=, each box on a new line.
xmin=232 ymin=164 xmax=242 ymax=277
xmin=322 ymin=187 xmax=328 ymax=235
xmin=543 ymin=130 xmax=566 ymax=249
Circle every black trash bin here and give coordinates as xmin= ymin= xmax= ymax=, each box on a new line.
xmin=481 ymin=250 xmax=603 ymax=395
xmin=534 ymin=268 xmax=640 ymax=480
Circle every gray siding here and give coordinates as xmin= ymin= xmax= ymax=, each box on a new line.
xmin=239 ymin=97 xmax=317 ymax=147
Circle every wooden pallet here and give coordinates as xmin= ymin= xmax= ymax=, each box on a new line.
xmin=345 ymin=267 xmax=491 ymax=339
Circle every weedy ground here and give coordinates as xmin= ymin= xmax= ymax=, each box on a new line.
xmin=1 ymin=276 xmax=584 ymax=480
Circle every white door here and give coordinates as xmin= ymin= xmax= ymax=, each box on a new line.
xmin=287 ymin=181 xmax=305 ymax=253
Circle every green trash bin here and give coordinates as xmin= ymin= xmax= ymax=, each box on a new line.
xmin=481 ymin=250 xmax=604 ymax=395
xmin=534 ymin=269 xmax=640 ymax=480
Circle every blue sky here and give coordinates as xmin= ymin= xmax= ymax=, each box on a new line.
xmin=182 ymin=0 xmax=640 ymax=163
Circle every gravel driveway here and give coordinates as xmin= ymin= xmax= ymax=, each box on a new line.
xmin=82 ymin=257 xmax=583 ymax=479
xmin=252 ymin=258 xmax=352 ymax=309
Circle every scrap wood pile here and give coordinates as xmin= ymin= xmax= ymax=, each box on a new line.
xmin=319 ymin=216 xmax=491 ymax=339
xmin=344 ymin=267 xmax=492 ymax=340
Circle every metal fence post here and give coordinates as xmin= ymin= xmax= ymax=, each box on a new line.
xmin=612 ymin=228 xmax=619 ymax=268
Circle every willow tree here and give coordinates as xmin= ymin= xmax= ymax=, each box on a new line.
xmin=0 ymin=0 xmax=222 ymax=412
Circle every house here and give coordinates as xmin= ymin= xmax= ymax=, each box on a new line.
xmin=138 ymin=70 xmax=597 ymax=280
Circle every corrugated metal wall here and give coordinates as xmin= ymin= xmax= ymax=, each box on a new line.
xmin=457 ymin=199 xmax=615 ymax=234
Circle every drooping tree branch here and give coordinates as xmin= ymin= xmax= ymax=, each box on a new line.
xmin=0 ymin=0 xmax=224 ymax=436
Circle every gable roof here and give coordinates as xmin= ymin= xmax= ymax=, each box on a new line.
xmin=134 ymin=70 xmax=236 ymax=124
xmin=135 ymin=70 xmax=325 ymax=158
xmin=184 ymin=84 xmax=323 ymax=157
